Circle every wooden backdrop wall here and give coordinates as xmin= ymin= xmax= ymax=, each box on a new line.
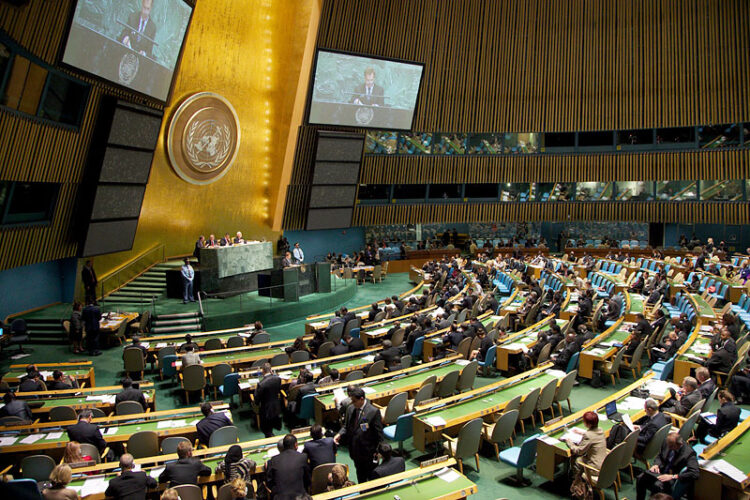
xmin=282 ymin=0 xmax=750 ymax=229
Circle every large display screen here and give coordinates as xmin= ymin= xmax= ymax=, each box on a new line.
xmin=308 ymin=50 xmax=424 ymax=130
xmin=62 ymin=0 xmax=193 ymax=102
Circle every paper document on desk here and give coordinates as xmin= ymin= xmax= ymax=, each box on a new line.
xmin=700 ymin=412 xmax=717 ymax=425
xmin=539 ymin=435 xmax=561 ymax=446
xmin=104 ymin=427 xmax=118 ymax=436
xmin=0 ymin=436 xmax=17 ymax=446
xmin=39 ymin=371 xmax=54 ymax=379
xmin=435 ymin=467 xmax=461 ymax=483
xmin=620 ymin=396 xmax=647 ymax=411
xmin=622 ymin=413 xmax=634 ymax=432
xmin=170 ymin=419 xmax=187 ymax=428
xmin=19 ymin=433 xmax=45 ymax=444
xmin=81 ymin=476 xmax=109 ymax=497
xmin=46 ymin=431 xmax=64 ymax=440
xmin=333 ymin=388 xmax=347 ymax=406
xmin=362 ymin=386 xmax=376 ymax=394
xmin=455 ymin=359 xmax=471 ymax=366
xmin=425 ymin=416 xmax=447 ymax=427
xmin=362 ymin=355 xmax=376 ymax=362
xmin=546 ymin=369 xmax=567 ymax=378
xmin=156 ymin=343 xmax=168 ymax=348
xmin=703 ymin=459 xmax=747 ymax=483
xmin=149 ymin=466 xmax=165 ymax=479
xmin=561 ymin=430 xmax=584 ymax=444
xmin=157 ymin=420 xmax=173 ymax=429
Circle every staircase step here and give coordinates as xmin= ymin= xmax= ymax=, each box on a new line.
xmin=111 ymin=290 xmax=162 ymax=297
xmin=152 ymin=318 xmax=201 ymax=327
xmin=155 ymin=312 xmax=200 ymax=320
xmin=150 ymin=325 xmax=200 ymax=334
xmin=133 ymin=277 xmax=166 ymax=284
xmin=122 ymin=285 xmax=165 ymax=292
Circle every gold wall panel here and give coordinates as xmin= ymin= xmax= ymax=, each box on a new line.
xmin=94 ymin=0 xmax=316 ymax=276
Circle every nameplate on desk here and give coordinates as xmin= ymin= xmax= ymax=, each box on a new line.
xmin=420 ymin=455 xmax=450 ymax=468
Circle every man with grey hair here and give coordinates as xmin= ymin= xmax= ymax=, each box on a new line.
xmin=662 ymin=376 xmax=702 ymax=416
xmin=105 ymin=453 xmax=157 ymax=499
xmin=635 ymin=432 xmax=699 ymax=500
xmin=633 ymin=398 xmax=669 ymax=454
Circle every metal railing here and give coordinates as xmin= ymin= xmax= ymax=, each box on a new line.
xmin=98 ymin=244 xmax=166 ymax=301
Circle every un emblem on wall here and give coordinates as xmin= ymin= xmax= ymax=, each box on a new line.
xmin=166 ymin=92 xmax=240 ymax=185
xmin=118 ymin=53 xmax=139 ymax=85
xmin=354 ymin=106 xmax=374 ymax=126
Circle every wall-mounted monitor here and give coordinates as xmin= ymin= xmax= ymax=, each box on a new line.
xmin=61 ymin=0 xmax=193 ymax=103
xmin=308 ymin=49 xmax=424 ymax=130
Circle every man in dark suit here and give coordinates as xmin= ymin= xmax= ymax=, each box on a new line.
xmin=442 ymin=324 xmax=465 ymax=350
xmin=266 ymin=433 xmax=311 ymax=499
xmin=105 ymin=453 xmax=157 ymax=500
xmin=343 ymin=333 xmax=365 ymax=352
xmin=48 ymin=369 xmax=79 ymax=391
xmin=695 ymin=367 xmax=717 ymax=400
xmin=552 ymin=332 xmax=582 ymax=371
xmin=633 ymin=398 xmax=670 ymax=454
xmin=67 ymin=409 xmax=107 ymax=455
xmin=280 ymin=251 xmax=293 ymax=268
xmin=0 ymin=392 xmax=32 ymax=421
xmin=706 ymin=326 xmax=737 ymax=374
xmin=391 ymin=295 xmax=404 ymax=313
xmin=695 ymin=389 xmax=740 ymax=444
xmin=370 ymin=442 xmax=405 ymax=480
xmin=81 ymin=259 xmax=97 ymax=306
xmin=116 ymin=377 xmax=148 ymax=411
xmin=254 ymin=363 xmax=282 ymax=437
xmin=350 ymin=68 xmax=385 ymax=107
xmin=158 ymin=441 xmax=211 ymax=487
xmin=341 ymin=307 xmax=357 ymax=325
xmin=330 ymin=339 xmax=349 ymax=356
xmin=302 ymin=424 xmax=336 ymax=471
xmin=635 ymin=432 xmax=699 ymax=500
xmin=367 ymin=303 xmax=381 ymax=322
xmin=334 ymin=386 xmax=384 ymax=483
xmin=18 ymin=370 xmax=44 ymax=392
xmin=119 ymin=0 xmax=157 ymax=58
xmin=82 ymin=300 xmax=102 ymax=356
xmin=373 ymin=340 xmax=401 ymax=369
xmin=661 ymin=376 xmax=702 ymax=416
xmin=196 ymin=402 xmax=233 ymax=446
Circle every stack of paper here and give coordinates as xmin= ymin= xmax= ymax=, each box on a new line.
xmin=435 ymin=467 xmax=461 ymax=483
xmin=103 ymin=427 xmax=119 ymax=436
xmin=333 ymin=388 xmax=347 ymax=406
xmin=80 ymin=476 xmax=109 ymax=497
xmin=149 ymin=466 xmax=165 ymax=479
xmin=425 ymin=416 xmax=446 ymax=427
xmin=560 ymin=430 xmax=584 ymax=444
xmin=546 ymin=369 xmax=567 ymax=378
xmin=19 ymin=433 xmax=45 ymax=444
xmin=702 ymin=459 xmax=747 ymax=483
xmin=0 ymin=436 xmax=17 ymax=446
xmin=362 ymin=355 xmax=376 ymax=362
xmin=46 ymin=431 xmax=64 ymax=440
xmin=156 ymin=343 xmax=168 ymax=348
xmin=455 ymin=359 xmax=471 ymax=366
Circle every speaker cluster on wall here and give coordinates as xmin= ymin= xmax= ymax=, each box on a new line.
xmin=76 ymin=97 xmax=163 ymax=257
xmin=306 ymin=130 xmax=364 ymax=230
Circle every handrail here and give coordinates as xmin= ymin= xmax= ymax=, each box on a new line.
xmin=98 ymin=243 xmax=166 ymax=300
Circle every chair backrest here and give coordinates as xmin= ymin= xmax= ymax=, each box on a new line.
xmin=617 ymin=428 xmax=641 ymax=470
xmin=311 ymin=463 xmax=344 ymax=495
xmin=209 ymin=425 xmax=239 ymax=448
xmin=536 ymin=378 xmax=558 ymax=411
xmin=291 ymin=350 xmax=310 ymax=363
xmin=391 ymin=412 xmax=414 ymax=441
xmin=204 ymin=338 xmax=224 ymax=351
xmin=391 ymin=328 xmax=406 ymax=348
xmin=210 ymin=363 xmax=233 ymax=388
xmin=328 ymin=322 xmax=344 ymax=343
xmin=373 ymin=310 xmax=386 ymax=322
xmin=516 ymin=435 xmax=540 ymax=468
xmin=216 ymin=483 xmax=236 ymax=500
xmin=608 ymin=347 xmax=626 ymax=374
xmin=78 ymin=443 xmax=102 ymax=463
xmin=349 ymin=328 xmax=361 ymax=339
xmin=517 ymin=386 xmax=542 ymax=420
xmin=317 ymin=341 xmax=334 ymax=358
xmin=226 ymin=336 xmax=245 ymax=348
xmin=678 ymin=410 xmax=701 ymax=442
xmin=158 ymin=346 xmax=176 ymax=362
xmin=456 ymin=337 xmax=472 ymax=359
xmin=4 ymin=479 xmax=42 ymax=499
xmin=641 ymin=423 xmax=672 ymax=462
xmin=182 ymin=364 xmax=207 ymax=391
xmin=139 ymin=310 xmax=151 ymax=333
xmin=343 ymin=318 xmax=360 ymax=337
xmin=454 ymin=418 xmax=483 ymax=460
xmin=297 ymin=393 xmax=316 ymax=420
xmin=566 ymin=351 xmax=580 ymax=373
xmin=400 ymin=354 xmax=412 ymax=369
xmin=504 ymin=394 xmax=523 ymax=413
xmin=687 ymin=399 xmax=705 ymax=418
xmin=161 ymin=436 xmax=190 ymax=455
xmin=412 ymin=383 xmax=434 ymax=408
xmin=221 ymin=373 xmax=240 ymax=397
xmin=49 ymin=405 xmax=77 ymax=422
xmin=704 ymin=387 xmax=719 ymax=411
xmin=456 ymin=309 xmax=468 ymax=324
xmin=383 ymin=392 xmax=408 ymax=425
xmin=421 ymin=374 xmax=437 ymax=390
xmin=173 ymin=484 xmax=202 ymax=500
xmin=116 ymin=400 xmax=144 ymax=416
xmin=469 ymin=336 xmax=482 ymax=354
xmin=90 ymin=408 xmax=107 ymax=418
xmin=123 ymin=347 xmax=145 ymax=371
xmin=161 ymin=354 xmax=178 ymax=378
xmin=490 ymin=409 xmax=519 ymax=445
xmin=270 ymin=353 xmax=289 ymax=366
xmin=20 ymin=455 xmax=55 ymax=482
xmin=536 ymin=342 xmax=552 ymax=365
xmin=436 ymin=369 xmax=460 ymax=398
xmin=345 ymin=370 xmax=364 ymax=382
xmin=252 ymin=332 xmax=271 ymax=344
xmin=457 ymin=361 xmax=478 ymax=392
xmin=410 ymin=336 xmax=425 ymax=358
xmin=553 ymin=370 xmax=577 ymax=405
xmin=367 ymin=360 xmax=385 ymax=377
xmin=596 ymin=442 xmax=625 ymax=488
xmin=127 ymin=430 xmax=159 ymax=459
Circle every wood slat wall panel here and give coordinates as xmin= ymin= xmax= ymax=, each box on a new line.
xmin=352 ymin=202 xmax=750 ymax=226
xmin=0 ymin=1 xmax=163 ymax=271
xmin=315 ymin=0 xmax=749 ymax=131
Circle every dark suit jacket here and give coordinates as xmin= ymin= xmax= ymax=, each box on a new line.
xmin=347 ymin=338 xmax=365 ymax=352
xmin=351 ymin=83 xmax=385 ymax=106
xmin=81 ymin=266 xmax=97 ymax=287
xmin=370 ymin=456 xmax=405 ymax=479
xmin=120 ymin=12 xmax=157 ymax=58
xmin=82 ymin=304 xmax=102 ymax=333
xmin=653 ymin=442 xmax=700 ymax=482
xmin=302 ymin=437 xmax=336 ymax=471
xmin=116 ymin=387 xmax=147 ymax=411
xmin=158 ymin=457 xmax=211 ymax=487
xmin=634 ymin=412 xmax=669 ymax=452
xmin=196 ymin=412 xmax=233 ymax=446
xmin=698 ymin=379 xmax=717 ymax=400
xmin=1 ymin=399 xmax=32 ymax=420
xmin=715 ymin=401 xmax=741 ymax=436
xmin=67 ymin=420 xmax=106 ymax=452
xmin=266 ymin=449 xmax=311 ymax=500
xmin=374 ymin=346 xmax=401 ymax=367
xmin=104 ymin=470 xmax=157 ymax=500
xmin=255 ymin=375 xmax=282 ymax=420
xmin=337 ymin=401 xmax=383 ymax=463
xmin=707 ymin=338 xmax=737 ymax=373
xmin=673 ymin=389 xmax=702 ymax=416
xmin=331 ymin=343 xmax=349 ymax=356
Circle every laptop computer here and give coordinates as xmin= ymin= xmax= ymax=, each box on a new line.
xmin=605 ymin=400 xmax=623 ymax=422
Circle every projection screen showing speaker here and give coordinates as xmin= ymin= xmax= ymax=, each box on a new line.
xmin=308 ymin=50 xmax=424 ymax=130
xmin=62 ymin=0 xmax=193 ymax=102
